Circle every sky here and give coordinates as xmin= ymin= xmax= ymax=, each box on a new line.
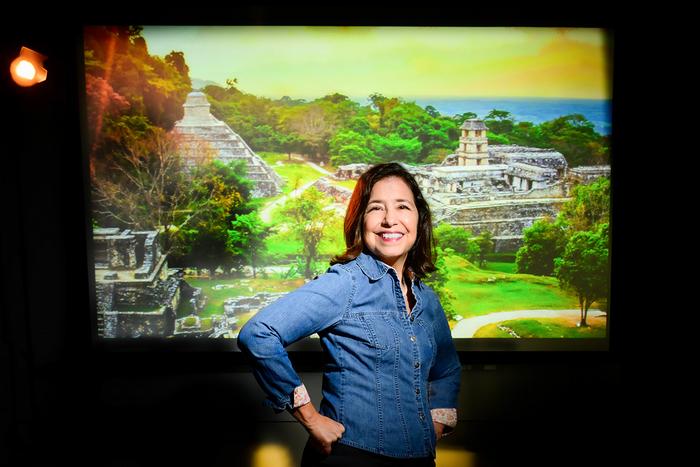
xmin=141 ymin=26 xmax=611 ymax=101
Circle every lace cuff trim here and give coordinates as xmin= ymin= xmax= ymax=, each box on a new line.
xmin=293 ymin=383 xmax=311 ymax=408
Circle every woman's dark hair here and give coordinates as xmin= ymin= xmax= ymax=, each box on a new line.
xmin=330 ymin=162 xmax=436 ymax=279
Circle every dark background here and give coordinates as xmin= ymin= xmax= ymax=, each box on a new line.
xmin=1 ymin=7 xmax=647 ymax=467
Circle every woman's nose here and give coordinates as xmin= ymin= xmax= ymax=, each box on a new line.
xmin=382 ymin=207 xmax=397 ymax=225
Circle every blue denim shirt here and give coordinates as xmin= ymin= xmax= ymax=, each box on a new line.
xmin=237 ymin=250 xmax=462 ymax=459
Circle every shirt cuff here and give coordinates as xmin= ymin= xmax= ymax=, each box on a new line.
xmin=292 ymin=383 xmax=311 ymax=409
xmin=431 ymin=408 xmax=457 ymax=437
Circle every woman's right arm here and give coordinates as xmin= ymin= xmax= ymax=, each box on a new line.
xmin=237 ymin=264 xmax=351 ymax=451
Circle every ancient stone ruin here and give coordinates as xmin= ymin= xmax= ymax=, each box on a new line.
xmin=173 ymin=291 xmax=286 ymax=338
xmin=310 ymin=177 xmax=353 ymax=204
xmin=93 ymin=228 xmax=183 ymax=338
xmin=332 ymin=119 xmax=610 ymax=252
xmin=172 ymin=91 xmax=283 ymax=198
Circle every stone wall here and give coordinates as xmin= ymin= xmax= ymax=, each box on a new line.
xmin=431 ymin=198 xmax=567 ymax=252
xmin=311 ymin=177 xmax=353 ymax=203
xmin=97 ymin=266 xmax=183 ymax=338
xmin=102 ymin=307 xmax=176 ymax=338
xmin=489 ymin=145 xmax=568 ymax=174
xmin=333 ymin=163 xmax=370 ymax=181
xmin=568 ymin=166 xmax=611 ymax=183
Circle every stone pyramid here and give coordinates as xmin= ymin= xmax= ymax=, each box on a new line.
xmin=173 ymin=91 xmax=283 ymax=198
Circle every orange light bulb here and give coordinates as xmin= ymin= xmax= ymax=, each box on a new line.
xmin=10 ymin=47 xmax=47 ymax=87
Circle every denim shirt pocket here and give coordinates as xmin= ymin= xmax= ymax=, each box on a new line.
xmin=342 ymin=311 xmax=394 ymax=356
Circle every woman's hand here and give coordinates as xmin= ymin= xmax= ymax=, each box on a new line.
xmin=434 ymin=421 xmax=446 ymax=442
xmin=291 ymin=402 xmax=345 ymax=456
xmin=305 ymin=413 xmax=346 ymax=455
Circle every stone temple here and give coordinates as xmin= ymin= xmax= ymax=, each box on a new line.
xmin=172 ymin=91 xmax=283 ymax=198
xmin=334 ymin=119 xmax=610 ymax=252
xmin=92 ymin=228 xmax=183 ymax=338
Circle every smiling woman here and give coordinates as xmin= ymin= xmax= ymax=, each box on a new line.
xmin=238 ymin=162 xmax=461 ymax=465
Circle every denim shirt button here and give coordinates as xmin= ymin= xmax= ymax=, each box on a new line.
xmin=414 ymin=361 xmax=420 ymax=368
xmin=419 ymin=412 xmax=425 ymax=420
xmin=410 ymin=315 xmax=415 ymax=321
xmin=415 ymin=388 xmax=420 ymax=395
xmin=410 ymin=335 xmax=416 ymax=342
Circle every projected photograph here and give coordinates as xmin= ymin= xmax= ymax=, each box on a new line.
xmin=84 ymin=26 xmax=611 ymax=340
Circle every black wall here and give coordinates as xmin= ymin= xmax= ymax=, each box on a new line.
xmin=1 ymin=12 xmax=644 ymax=467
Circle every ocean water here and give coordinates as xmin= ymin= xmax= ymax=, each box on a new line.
xmin=410 ymin=97 xmax=612 ymax=136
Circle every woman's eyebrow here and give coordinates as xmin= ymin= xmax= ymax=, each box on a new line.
xmin=367 ymin=198 xmax=414 ymax=204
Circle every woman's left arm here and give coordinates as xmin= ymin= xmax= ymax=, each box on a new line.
xmin=427 ymin=292 xmax=462 ymax=438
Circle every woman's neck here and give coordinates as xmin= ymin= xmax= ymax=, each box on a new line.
xmin=383 ymin=256 xmax=406 ymax=283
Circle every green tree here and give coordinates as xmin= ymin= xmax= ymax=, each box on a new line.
xmin=554 ymin=223 xmax=609 ymax=327
xmin=331 ymin=145 xmax=379 ymax=166
xmin=486 ymin=131 xmax=510 ymax=145
xmin=515 ymin=218 xmax=569 ymax=276
xmin=560 ymin=177 xmax=610 ymax=232
xmin=452 ymin=112 xmax=478 ymax=125
xmin=329 ymin=130 xmax=366 ymax=156
xmin=369 ymin=93 xmax=400 ymax=131
xmin=84 ymin=26 xmax=191 ymax=144
xmin=281 ymin=104 xmax=338 ymax=161
xmin=509 ymin=121 xmax=545 ymax=147
xmin=346 ymin=116 xmax=372 ymax=134
xmin=282 ymin=187 xmax=338 ymax=279
xmin=164 ymin=51 xmax=191 ymax=86
xmin=484 ymin=109 xmax=514 ymax=135
xmin=434 ymin=223 xmax=479 ymax=260
xmin=383 ymin=102 xmax=459 ymax=160
xmin=539 ymin=114 xmax=607 ymax=166
xmin=180 ymin=160 xmax=253 ymax=273
xmin=423 ymin=247 xmax=457 ymax=321
xmin=228 ymin=211 xmax=271 ymax=278
xmin=225 ymin=77 xmax=240 ymax=93
xmin=91 ymin=127 xmax=192 ymax=256
xmin=367 ymin=133 xmax=422 ymax=163
xmin=280 ymin=133 xmax=304 ymax=161
xmin=424 ymin=105 xmax=440 ymax=118
xmin=475 ymin=231 xmax=495 ymax=268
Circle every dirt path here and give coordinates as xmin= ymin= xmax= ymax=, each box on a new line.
xmin=451 ymin=309 xmax=606 ymax=337
xmin=259 ymin=179 xmax=319 ymax=222
xmin=260 ymin=158 xmax=333 ymax=222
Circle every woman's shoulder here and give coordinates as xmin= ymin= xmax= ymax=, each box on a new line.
xmin=414 ymin=281 xmax=445 ymax=315
xmin=414 ymin=277 xmax=437 ymax=298
xmin=321 ymin=256 xmax=362 ymax=278
xmin=308 ymin=259 xmax=359 ymax=288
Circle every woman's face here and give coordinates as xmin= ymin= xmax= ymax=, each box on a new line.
xmin=362 ymin=176 xmax=419 ymax=270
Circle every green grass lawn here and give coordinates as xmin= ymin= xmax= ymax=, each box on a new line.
xmin=482 ymin=261 xmax=518 ymax=274
xmin=474 ymin=317 xmax=607 ymax=338
xmin=257 ymin=151 xmax=292 ymax=166
xmin=258 ymin=151 xmax=355 ymax=192
xmin=267 ymin=160 xmax=327 ymax=195
xmin=334 ymin=179 xmax=357 ymax=191
xmin=444 ymin=255 xmax=581 ymax=319
xmin=265 ymin=218 xmax=345 ymax=260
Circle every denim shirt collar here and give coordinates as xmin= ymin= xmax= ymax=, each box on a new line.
xmin=356 ymin=250 xmax=420 ymax=287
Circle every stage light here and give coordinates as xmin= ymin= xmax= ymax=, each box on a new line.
xmin=10 ymin=46 xmax=47 ymax=87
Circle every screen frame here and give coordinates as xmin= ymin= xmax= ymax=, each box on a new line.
xmin=75 ymin=16 xmax=619 ymax=366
